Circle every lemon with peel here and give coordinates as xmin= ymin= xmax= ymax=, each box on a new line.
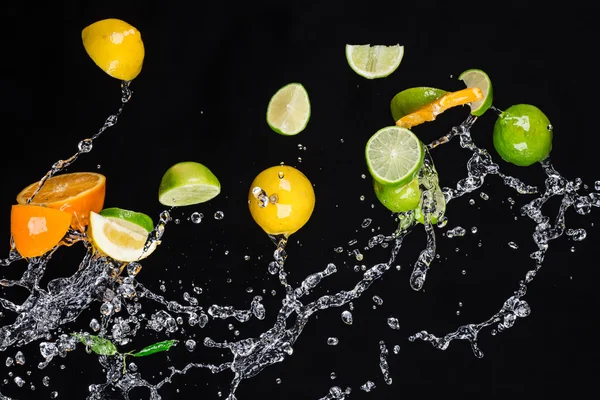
xmin=248 ymin=165 xmax=315 ymax=237
xmin=82 ymin=18 xmax=145 ymax=81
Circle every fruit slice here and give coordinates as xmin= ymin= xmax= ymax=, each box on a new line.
xmin=99 ymin=208 xmax=154 ymax=233
xmin=346 ymin=44 xmax=404 ymax=79
xmin=88 ymin=211 xmax=157 ymax=262
xmin=415 ymin=184 xmax=446 ymax=225
xmin=458 ymin=69 xmax=493 ymax=116
xmin=395 ymin=87 xmax=483 ymax=129
xmin=365 ymin=126 xmax=424 ymax=186
xmin=11 ymin=204 xmax=72 ymax=258
xmin=373 ymin=176 xmax=421 ymax=213
xmin=82 ymin=18 xmax=145 ymax=81
xmin=266 ymin=83 xmax=311 ymax=136
xmin=158 ymin=162 xmax=221 ymax=207
xmin=248 ymin=165 xmax=315 ymax=237
xmin=16 ymin=172 xmax=106 ymax=231
xmin=390 ymin=87 xmax=448 ymax=122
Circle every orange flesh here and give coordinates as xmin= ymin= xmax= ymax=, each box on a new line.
xmin=11 ymin=204 xmax=72 ymax=258
xmin=396 ymin=87 xmax=483 ymax=129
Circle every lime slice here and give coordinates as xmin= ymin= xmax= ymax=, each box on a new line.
xmin=373 ymin=176 xmax=421 ymax=213
xmin=158 ymin=161 xmax=221 ymax=206
xmin=99 ymin=207 xmax=154 ymax=232
xmin=390 ymin=87 xmax=448 ymax=122
xmin=266 ymin=83 xmax=310 ymax=136
xmin=365 ymin=126 xmax=424 ymax=186
xmin=346 ymin=44 xmax=404 ymax=79
xmin=415 ymin=184 xmax=446 ymax=225
xmin=458 ymin=69 xmax=493 ymax=116
xmin=89 ymin=211 xmax=158 ymax=262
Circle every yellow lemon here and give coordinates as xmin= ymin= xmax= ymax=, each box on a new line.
xmin=248 ymin=165 xmax=315 ymax=237
xmin=82 ymin=18 xmax=145 ymax=81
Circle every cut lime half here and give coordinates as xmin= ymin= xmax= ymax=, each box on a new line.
xmin=158 ymin=161 xmax=221 ymax=207
xmin=346 ymin=44 xmax=404 ymax=79
xmin=365 ymin=126 xmax=424 ymax=186
xmin=99 ymin=207 xmax=154 ymax=233
xmin=390 ymin=87 xmax=448 ymax=122
xmin=266 ymin=83 xmax=310 ymax=136
xmin=458 ymin=69 xmax=493 ymax=116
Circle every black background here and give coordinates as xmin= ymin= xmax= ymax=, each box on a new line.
xmin=2 ymin=2 xmax=599 ymax=399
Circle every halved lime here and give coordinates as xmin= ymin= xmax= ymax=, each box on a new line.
xmin=89 ymin=211 xmax=158 ymax=262
xmin=158 ymin=161 xmax=221 ymax=206
xmin=266 ymin=83 xmax=310 ymax=136
xmin=373 ymin=176 xmax=421 ymax=213
xmin=100 ymin=207 xmax=154 ymax=232
xmin=365 ymin=126 xmax=424 ymax=186
xmin=390 ymin=87 xmax=448 ymax=122
xmin=346 ymin=44 xmax=404 ymax=79
xmin=458 ymin=69 xmax=493 ymax=116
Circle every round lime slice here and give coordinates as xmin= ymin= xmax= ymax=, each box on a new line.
xmin=458 ymin=69 xmax=493 ymax=116
xmin=266 ymin=83 xmax=311 ymax=136
xmin=345 ymin=44 xmax=404 ymax=79
xmin=158 ymin=161 xmax=221 ymax=207
xmin=99 ymin=207 xmax=154 ymax=233
xmin=365 ymin=126 xmax=424 ymax=186
xmin=390 ymin=87 xmax=448 ymax=122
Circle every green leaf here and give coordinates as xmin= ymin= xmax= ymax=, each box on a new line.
xmin=72 ymin=333 xmax=118 ymax=356
xmin=132 ymin=340 xmax=178 ymax=357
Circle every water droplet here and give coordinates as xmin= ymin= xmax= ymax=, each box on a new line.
xmin=96 ymin=164 xmax=101 ymax=169
xmin=5 ymin=357 xmax=13 ymax=367
xmin=458 ymin=302 xmax=463 ymax=307
xmin=359 ymin=195 xmax=365 ymax=201
xmin=185 ymin=339 xmax=196 ymax=352
xmin=471 ymin=227 xmax=478 ymax=234
xmin=393 ymin=345 xmax=400 ymax=354
xmin=571 ymin=246 xmax=576 ymax=252
xmin=78 ymin=138 xmax=93 ymax=153
xmin=461 ymin=270 xmax=467 ymax=275
xmin=361 ymin=218 xmax=372 ymax=228
xmin=372 ymin=296 xmax=383 ymax=305
xmin=190 ymin=212 xmax=203 ymax=224
xmin=128 ymin=362 xmax=138 ymax=372
xmin=361 ymin=174 xmax=366 ymax=179
xmin=193 ymin=286 xmax=203 ymax=294
xmin=334 ymin=247 xmax=343 ymax=253
xmin=276 ymin=378 xmax=282 ymax=384
xmin=469 ymin=199 xmax=476 ymax=205
xmin=508 ymin=241 xmax=519 ymax=250
xmin=14 ymin=351 xmax=25 ymax=365
xmin=547 ymin=124 xmax=553 ymax=130
xmin=297 ymin=157 xmax=302 ymax=162
xmin=51 ymin=391 xmax=59 ymax=398
xmin=360 ymin=381 xmax=376 ymax=392
xmin=456 ymin=310 xmax=461 ymax=315
xmin=14 ymin=376 xmax=25 ymax=387
xmin=127 ymin=262 xmax=142 ymax=277
xmin=42 ymin=376 xmax=50 ymax=387
xmin=595 ymin=181 xmax=600 ymax=191
xmin=480 ymin=192 xmax=489 ymax=200
xmin=330 ymin=372 xmax=337 ymax=380
xmin=327 ymin=337 xmax=339 ymax=346
xmin=507 ymin=197 xmax=515 ymax=205
xmin=387 ymin=317 xmax=400 ymax=330
xmin=341 ymin=310 xmax=353 ymax=325
xmin=214 ymin=211 xmax=224 ymax=220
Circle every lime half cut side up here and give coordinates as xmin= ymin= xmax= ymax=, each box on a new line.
xmin=346 ymin=44 xmax=404 ymax=79
xmin=266 ymin=83 xmax=311 ymax=136
xmin=458 ymin=69 xmax=493 ymax=116
xmin=158 ymin=161 xmax=221 ymax=207
xmin=365 ymin=126 xmax=424 ymax=186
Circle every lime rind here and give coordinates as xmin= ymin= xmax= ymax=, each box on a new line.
xmin=159 ymin=184 xmax=221 ymax=207
xmin=390 ymin=87 xmax=448 ymax=121
xmin=346 ymin=44 xmax=404 ymax=79
xmin=266 ymin=83 xmax=311 ymax=136
xmin=99 ymin=207 xmax=154 ymax=233
xmin=365 ymin=126 xmax=424 ymax=186
xmin=458 ymin=69 xmax=493 ymax=117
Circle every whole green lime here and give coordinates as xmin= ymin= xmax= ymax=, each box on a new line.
xmin=493 ymin=104 xmax=553 ymax=167
xmin=373 ymin=177 xmax=421 ymax=213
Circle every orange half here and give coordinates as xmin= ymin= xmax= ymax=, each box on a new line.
xmin=11 ymin=204 xmax=73 ymax=258
xmin=16 ymin=172 xmax=106 ymax=231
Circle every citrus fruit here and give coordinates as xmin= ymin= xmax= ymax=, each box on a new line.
xmin=458 ymin=69 xmax=493 ymax=116
xmin=492 ymin=104 xmax=553 ymax=167
xmin=11 ymin=204 xmax=72 ymax=258
xmin=16 ymin=172 xmax=106 ymax=231
xmin=390 ymin=87 xmax=448 ymax=122
xmin=158 ymin=162 xmax=221 ymax=207
xmin=266 ymin=83 xmax=311 ymax=136
xmin=99 ymin=208 xmax=154 ymax=232
xmin=415 ymin=184 xmax=446 ymax=225
xmin=88 ymin=211 xmax=158 ymax=262
xmin=365 ymin=126 xmax=424 ymax=186
xmin=248 ymin=165 xmax=315 ymax=237
xmin=396 ymin=88 xmax=483 ymax=129
xmin=345 ymin=44 xmax=404 ymax=79
xmin=373 ymin=176 xmax=421 ymax=213
xmin=82 ymin=18 xmax=145 ymax=81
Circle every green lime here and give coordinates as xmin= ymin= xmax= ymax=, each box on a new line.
xmin=493 ymin=104 xmax=553 ymax=167
xmin=415 ymin=184 xmax=446 ymax=225
xmin=158 ymin=161 xmax=221 ymax=206
xmin=99 ymin=207 xmax=154 ymax=232
xmin=390 ymin=87 xmax=448 ymax=121
xmin=345 ymin=44 xmax=404 ymax=79
xmin=365 ymin=126 xmax=424 ymax=186
xmin=458 ymin=69 xmax=493 ymax=116
xmin=266 ymin=83 xmax=310 ymax=136
xmin=374 ymin=176 xmax=421 ymax=213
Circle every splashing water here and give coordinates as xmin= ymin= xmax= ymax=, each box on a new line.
xmin=1 ymin=83 xmax=598 ymax=400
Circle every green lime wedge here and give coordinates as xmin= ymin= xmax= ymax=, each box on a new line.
xmin=365 ymin=126 xmax=424 ymax=186
xmin=158 ymin=161 xmax=221 ymax=206
xmin=458 ymin=69 xmax=493 ymax=116
xmin=345 ymin=44 xmax=404 ymax=79
xmin=415 ymin=183 xmax=446 ymax=225
xmin=390 ymin=87 xmax=448 ymax=122
xmin=99 ymin=207 xmax=154 ymax=232
xmin=266 ymin=83 xmax=310 ymax=136
xmin=374 ymin=176 xmax=421 ymax=213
